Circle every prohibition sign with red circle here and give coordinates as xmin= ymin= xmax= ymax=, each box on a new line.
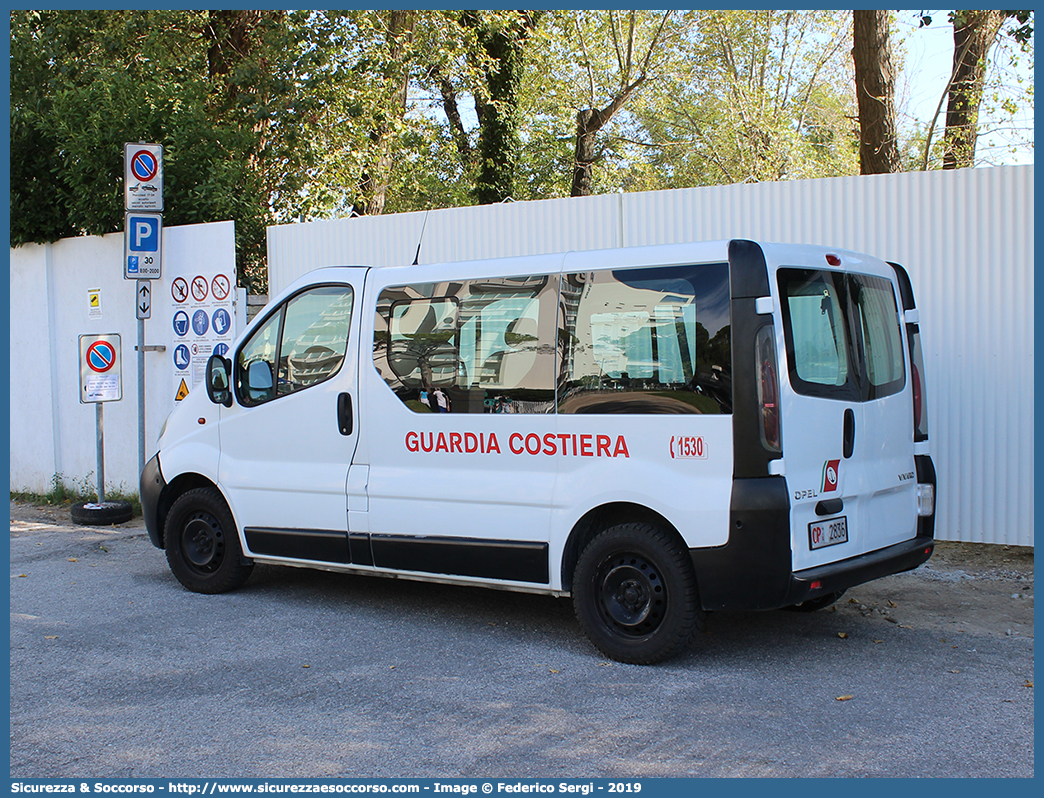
xmin=211 ymin=274 xmax=231 ymax=301
xmin=171 ymin=277 xmax=189 ymax=303
xmin=86 ymin=341 xmax=117 ymax=373
xmin=191 ymin=275 xmax=209 ymax=302
xmin=130 ymin=150 xmax=159 ymax=182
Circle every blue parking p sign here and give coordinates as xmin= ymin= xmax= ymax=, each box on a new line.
xmin=124 ymin=212 xmax=162 ymax=279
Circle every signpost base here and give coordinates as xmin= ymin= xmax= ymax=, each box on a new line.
xmin=69 ymin=397 xmax=133 ymax=527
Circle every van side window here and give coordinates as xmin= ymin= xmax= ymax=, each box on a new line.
xmin=236 ymin=285 xmax=354 ymax=407
xmin=558 ymin=263 xmax=732 ymax=414
xmin=374 ymin=275 xmax=557 ymax=413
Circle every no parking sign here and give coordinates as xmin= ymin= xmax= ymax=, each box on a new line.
xmin=79 ymin=334 xmax=122 ymax=403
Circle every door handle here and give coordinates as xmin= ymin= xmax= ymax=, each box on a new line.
xmin=815 ymin=498 xmax=844 ymax=516
xmin=843 ymin=408 xmax=855 ymax=459
xmin=337 ymin=393 xmax=353 ymax=436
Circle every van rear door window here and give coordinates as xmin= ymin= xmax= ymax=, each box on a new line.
xmin=778 ymin=269 xmax=904 ymax=401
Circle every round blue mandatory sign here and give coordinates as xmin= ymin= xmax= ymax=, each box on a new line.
xmin=214 ymin=343 xmax=229 ymax=357
xmin=211 ymin=308 xmax=231 ymax=336
xmin=192 ymin=309 xmax=209 ymax=336
xmin=172 ymin=310 xmax=190 ymax=337
xmin=173 ymin=344 xmax=191 ymax=370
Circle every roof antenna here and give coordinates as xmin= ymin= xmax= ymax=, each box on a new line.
xmin=412 ymin=210 xmax=430 ymax=265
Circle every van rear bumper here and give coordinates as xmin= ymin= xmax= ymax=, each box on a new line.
xmin=781 ymin=535 xmax=935 ymax=607
xmin=691 ymin=474 xmax=936 ymax=611
xmin=693 ymin=534 xmax=935 ymax=612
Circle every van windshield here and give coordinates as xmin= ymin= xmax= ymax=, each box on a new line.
xmin=778 ymin=268 xmax=904 ymax=401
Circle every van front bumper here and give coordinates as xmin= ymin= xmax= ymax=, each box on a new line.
xmin=140 ymin=453 xmax=166 ymax=549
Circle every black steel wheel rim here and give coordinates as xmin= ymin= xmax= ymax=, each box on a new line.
xmin=181 ymin=511 xmax=225 ymax=573
xmin=597 ymin=553 xmax=667 ymax=637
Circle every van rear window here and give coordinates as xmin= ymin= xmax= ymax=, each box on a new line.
xmin=778 ymin=269 xmax=904 ymax=402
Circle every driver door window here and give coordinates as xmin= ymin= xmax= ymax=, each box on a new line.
xmin=236 ymin=285 xmax=354 ymax=407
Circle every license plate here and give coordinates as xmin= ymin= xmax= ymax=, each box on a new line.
xmin=809 ymin=516 xmax=848 ymax=550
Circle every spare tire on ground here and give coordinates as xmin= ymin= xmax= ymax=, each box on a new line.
xmin=70 ymin=500 xmax=134 ymax=526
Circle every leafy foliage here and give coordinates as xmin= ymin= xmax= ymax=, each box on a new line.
xmin=10 ymin=10 xmax=1032 ymax=286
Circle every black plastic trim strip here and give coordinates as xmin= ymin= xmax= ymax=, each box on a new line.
xmin=783 ymin=535 xmax=935 ymax=606
xmin=887 ymin=261 xmax=916 ymax=310
xmin=691 ymin=476 xmax=793 ymax=610
xmin=140 ymin=454 xmax=165 ymax=549
xmin=728 ymin=239 xmax=770 ymax=297
xmin=348 ymin=532 xmax=374 ymax=566
xmin=728 ymin=240 xmax=780 ymax=478
xmin=370 ymin=534 xmax=549 ymax=584
xmin=915 ymin=454 xmax=937 ymax=539
xmin=245 ymin=527 xmax=349 ymax=564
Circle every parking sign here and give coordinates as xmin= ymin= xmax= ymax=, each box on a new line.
xmin=124 ymin=212 xmax=162 ymax=279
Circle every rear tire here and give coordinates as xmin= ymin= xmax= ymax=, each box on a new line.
xmin=572 ymin=523 xmax=703 ymax=664
xmin=164 ymin=487 xmax=253 ymax=594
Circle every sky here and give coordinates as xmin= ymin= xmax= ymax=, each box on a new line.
xmin=893 ymin=10 xmax=1034 ymax=166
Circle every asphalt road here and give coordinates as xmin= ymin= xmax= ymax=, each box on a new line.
xmin=9 ymin=509 xmax=1034 ymax=779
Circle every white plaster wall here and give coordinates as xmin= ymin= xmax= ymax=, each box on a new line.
xmin=9 ymin=221 xmax=237 ymax=494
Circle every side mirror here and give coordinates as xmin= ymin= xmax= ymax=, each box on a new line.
xmin=205 ymin=355 xmax=233 ymax=407
xmin=246 ymin=360 xmax=275 ymax=403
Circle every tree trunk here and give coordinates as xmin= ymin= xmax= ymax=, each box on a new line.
xmin=942 ymin=10 xmax=1005 ymax=170
xmin=570 ymin=109 xmax=602 ymax=197
xmin=473 ymin=23 xmax=525 ymax=204
xmin=852 ymin=10 xmax=900 ymax=174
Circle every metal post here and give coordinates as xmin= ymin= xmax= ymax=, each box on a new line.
xmin=95 ymin=402 xmax=105 ymax=504
xmin=138 ymin=316 xmax=145 ymax=472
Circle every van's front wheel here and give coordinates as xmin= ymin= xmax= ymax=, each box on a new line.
xmin=165 ymin=487 xmax=253 ymax=594
xmin=572 ymin=523 xmax=702 ymax=664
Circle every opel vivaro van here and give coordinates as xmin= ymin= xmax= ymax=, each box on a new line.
xmin=141 ymin=239 xmax=936 ymax=663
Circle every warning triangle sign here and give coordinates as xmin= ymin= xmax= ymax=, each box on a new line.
xmin=175 ymin=379 xmax=190 ymax=402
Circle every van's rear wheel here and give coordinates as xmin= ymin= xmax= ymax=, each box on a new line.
xmin=164 ymin=487 xmax=253 ymax=594
xmin=572 ymin=523 xmax=702 ymax=664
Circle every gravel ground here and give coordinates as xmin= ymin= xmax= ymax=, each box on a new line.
xmin=9 ymin=500 xmax=1034 ymax=779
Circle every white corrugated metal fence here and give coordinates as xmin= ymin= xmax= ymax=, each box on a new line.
xmin=267 ymin=166 xmax=1034 ymax=546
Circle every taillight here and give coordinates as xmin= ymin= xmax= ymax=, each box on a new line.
xmin=908 ymin=323 xmax=929 ymax=442
xmin=755 ymin=326 xmax=781 ymax=453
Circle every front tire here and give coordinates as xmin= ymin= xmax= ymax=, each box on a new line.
xmin=572 ymin=523 xmax=703 ymax=664
xmin=164 ymin=487 xmax=253 ymax=594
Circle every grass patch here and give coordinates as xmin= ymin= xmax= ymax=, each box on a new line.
xmin=10 ymin=473 xmax=141 ymax=517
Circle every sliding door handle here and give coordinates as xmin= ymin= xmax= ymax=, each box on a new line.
xmin=337 ymin=393 xmax=353 ymax=436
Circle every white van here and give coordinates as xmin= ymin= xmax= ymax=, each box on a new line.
xmin=141 ymin=239 xmax=936 ymax=664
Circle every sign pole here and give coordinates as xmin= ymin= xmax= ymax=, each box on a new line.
xmin=124 ymin=142 xmax=162 ymax=473
xmin=96 ymin=402 xmax=106 ymax=503
xmin=137 ymin=317 xmax=145 ymax=472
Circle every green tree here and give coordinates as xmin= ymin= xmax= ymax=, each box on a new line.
xmin=917 ymin=10 xmax=1034 ymax=169
xmin=10 ymin=10 xmax=323 ymax=290
xmin=632 ymin=11 xmax=858 ymax=187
